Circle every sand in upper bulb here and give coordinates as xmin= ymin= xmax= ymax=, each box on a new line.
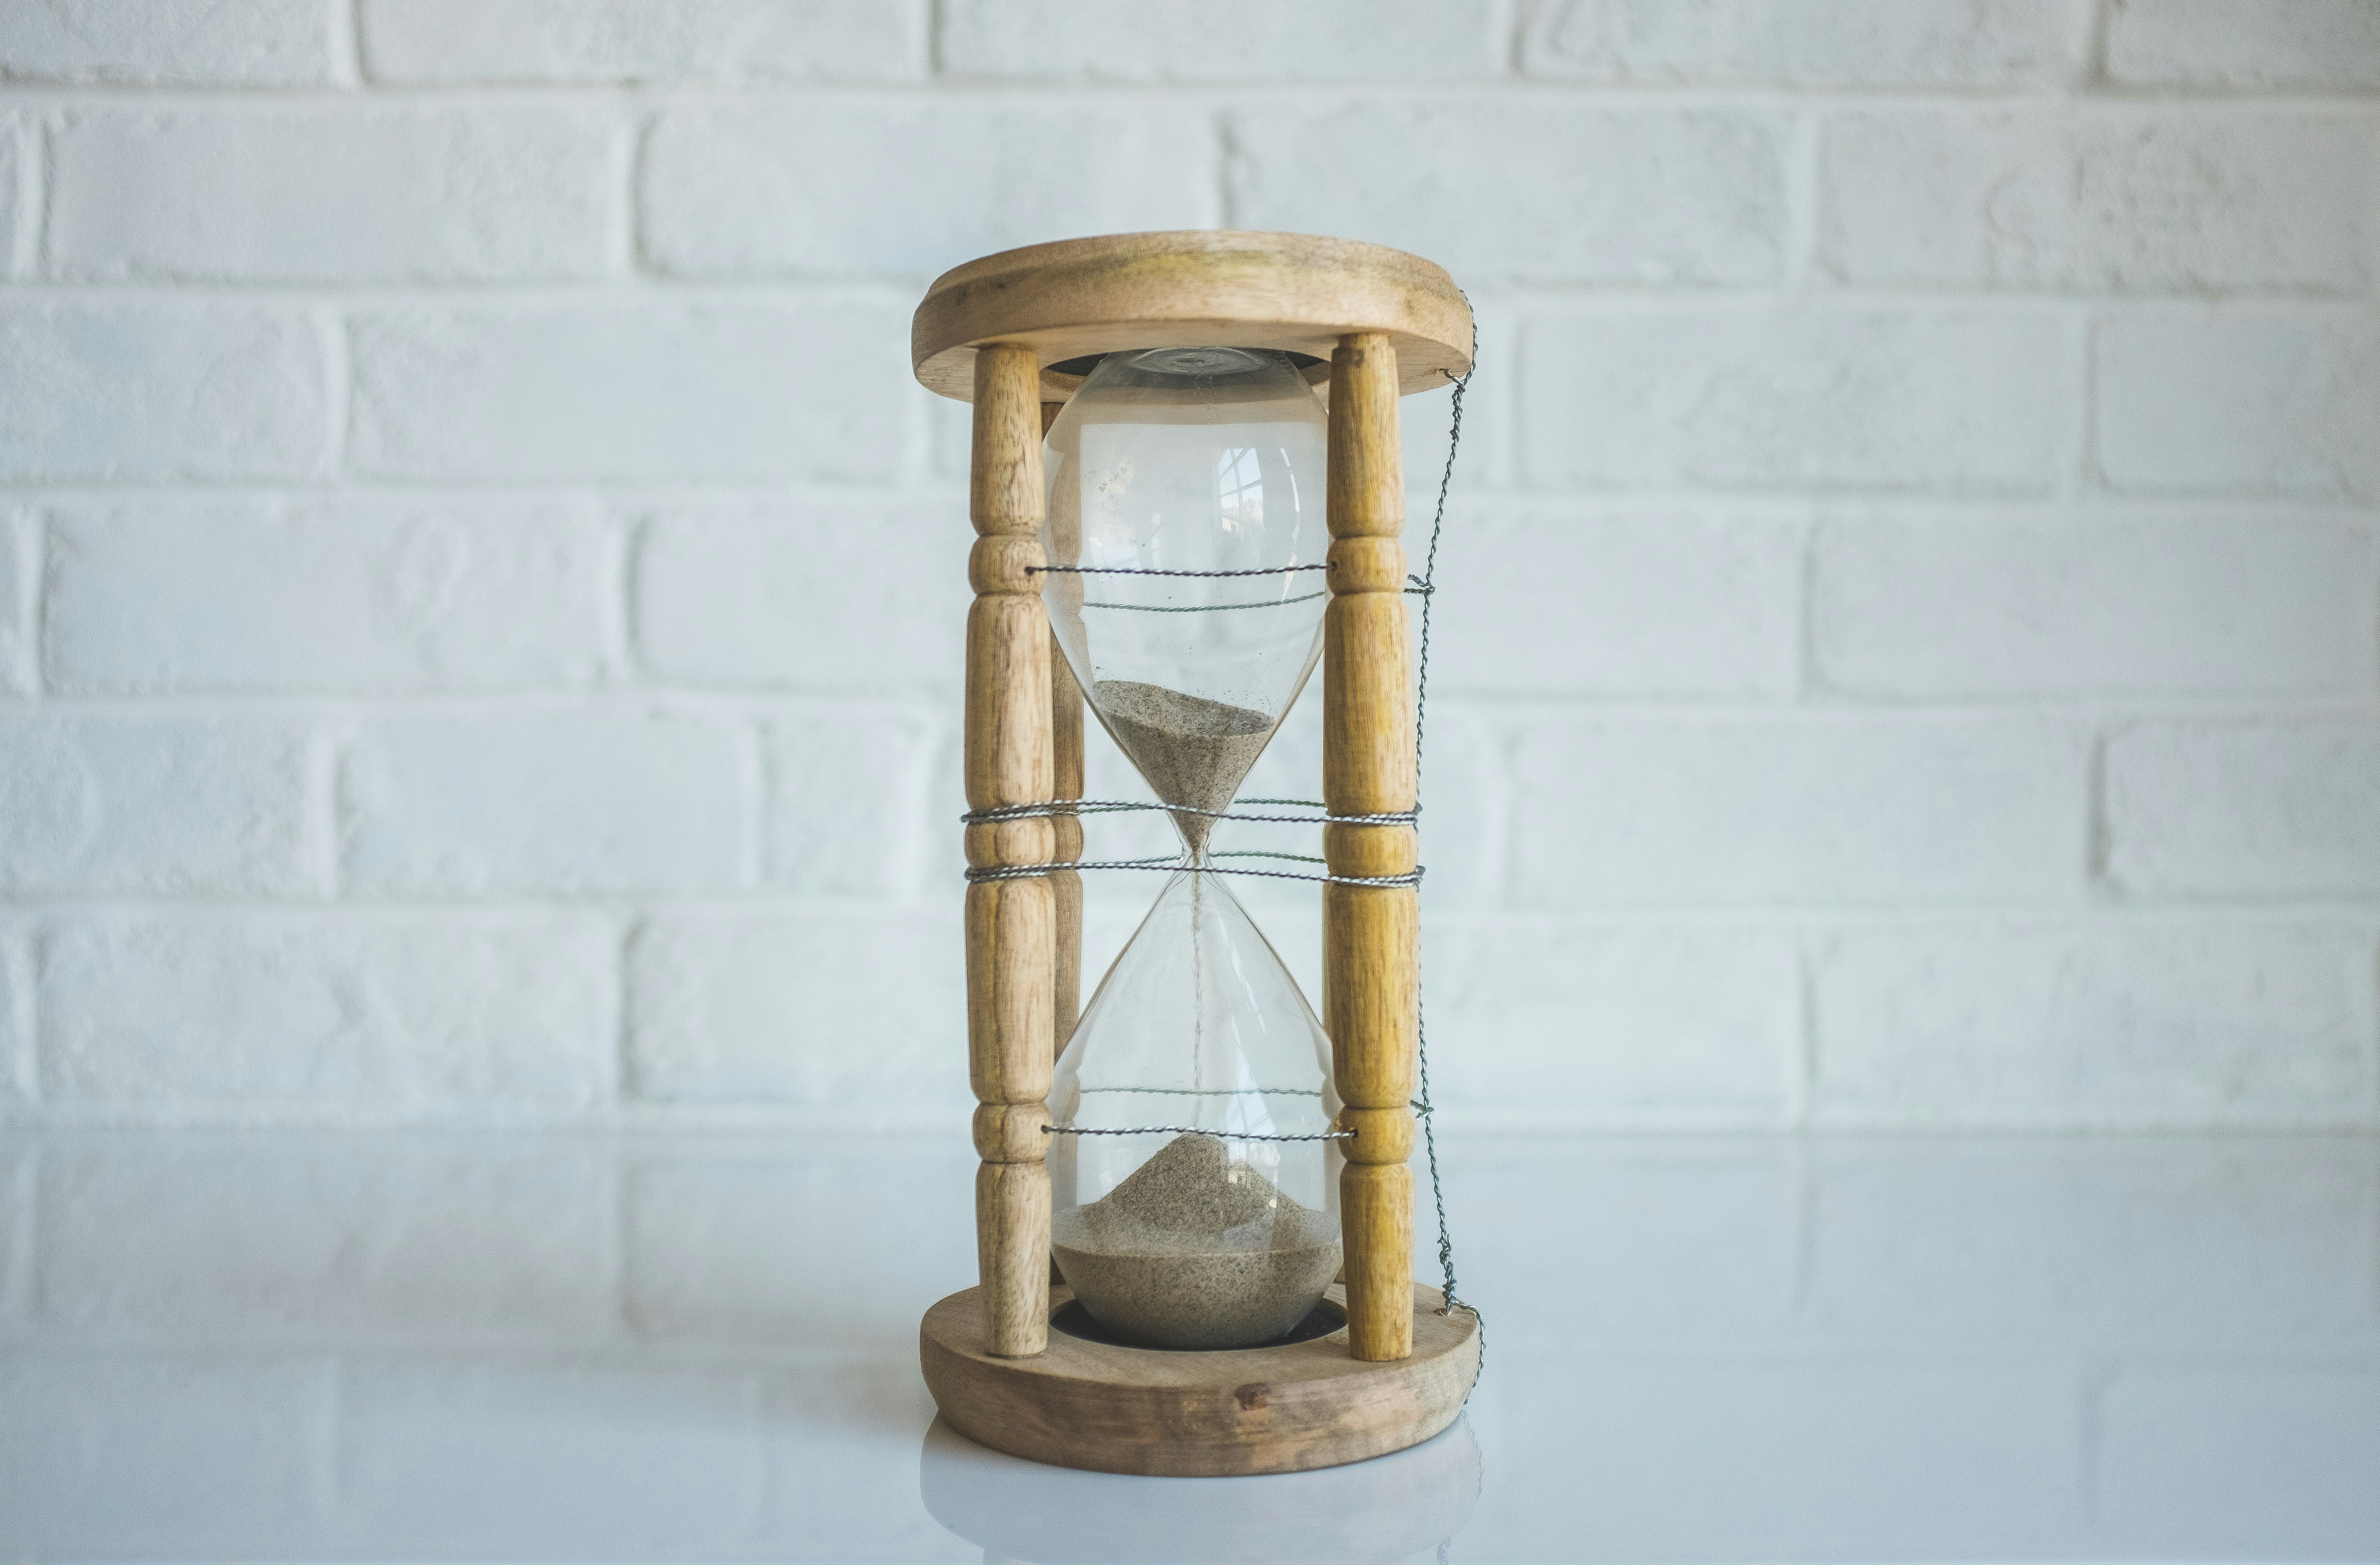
xmin=1093 ymin=680 xmax=1272 ymax=856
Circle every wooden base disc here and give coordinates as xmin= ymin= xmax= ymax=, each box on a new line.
xmin=919 ymin=1281 xmax=1479 ymax=1477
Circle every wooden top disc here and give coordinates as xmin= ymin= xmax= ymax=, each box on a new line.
xmin=912 ymin=230 xmax=1472 ymax=403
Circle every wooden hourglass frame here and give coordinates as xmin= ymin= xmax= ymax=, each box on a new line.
xmin=912 ymin=231 xmax=1480 ymax=1477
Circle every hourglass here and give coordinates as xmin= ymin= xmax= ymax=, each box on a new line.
xmin=912 ymin=232 xmax=1479 ymax=1477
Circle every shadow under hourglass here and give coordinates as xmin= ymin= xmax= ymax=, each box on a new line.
xmin=918 ymin=1412 xmax=1482 ymax=1565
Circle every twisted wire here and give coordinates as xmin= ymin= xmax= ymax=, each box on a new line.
xmin=1044 ymin=1125 xmax=1353 ymax=1143
xmin=1412 ymin=342 xmax=1479 ymax=1351
xmin=965 ymin=798 xmax=1417 ymax=827
xmin=964 ymin=858 xmax=1421 ymax=889
xmin=1032 ymin=563 xmax=1329 ymax=578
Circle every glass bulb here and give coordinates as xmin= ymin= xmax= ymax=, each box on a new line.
xmin=1041 ymin=347 xmax=1330 ymax=859
xmin=1048 ymin=868 xmax=1341 ymax=1350
xmin=1040 ymin=346 xmax=1343 ymax=1351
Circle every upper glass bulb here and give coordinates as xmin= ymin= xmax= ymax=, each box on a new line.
xmin=1040 ymin=347 xmax=1330 ymax=856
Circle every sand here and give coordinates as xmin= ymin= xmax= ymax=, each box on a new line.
xmin=1052 ymin=1131 xmax=1342 ymax=1350
xmin=1093 ymin=680 xmax=1272 ymax=856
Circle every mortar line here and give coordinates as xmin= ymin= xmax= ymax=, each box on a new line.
xmin=1791 ymin=928 xmax=1818 ymax=1130
xmin=2082 ymin=0 xmax=2115 ymax=92
xmin=1783 ymin=100 xmax=1822 ymax=291
xmin=9 ymin=506 xmax=38 ymax=698
xmin=4 ymin=927 xmax=37 ymax=1109
xmin=7 ymin=108 xmax=41 ymax=278
xmin=317 ymin=303 xmax=349 ymax=480
xmin=7 ymin=277 xmax=2379 ymax=308
xmin=7 ymin=80 xmax=2376 ymax=108
xmin=327 ymin=0 xmax=362 ymax=89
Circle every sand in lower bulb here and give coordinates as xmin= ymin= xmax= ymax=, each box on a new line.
xmin=1053 ymin=1131 xmax=1342 ymax=1349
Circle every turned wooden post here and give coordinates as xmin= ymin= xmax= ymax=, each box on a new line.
xmin=965 ymin=343 xmax=1056 ymax=1357
xmin=1324 ymin=331 xmax=1418 ymax=1363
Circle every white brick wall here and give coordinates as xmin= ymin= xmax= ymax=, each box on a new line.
xmin=0 ymin=0 xmax=2374 ymax=1132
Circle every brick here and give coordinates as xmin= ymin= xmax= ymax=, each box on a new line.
xmin=0 ymin=1139 xmax=26 ymax=1305
xmin=642 ymin=101 xmax=1211 ymax=278
xmin=38 ymin=914 xmax=615 ymax=1111
xmin=0 ymin=114 xmax=24 ymax=273
xmin=2099 ymin=1367 xmax=2380 ymax=1557
xmin=0 ymin=1356 xmax=332 ymax=1551
xmin=1524 ymin=309 xmax=2070 ymax=492
xmin=626 ymin=908 xmax=967 ymax=1110
xmin=942 ymin=0 xmax=1500 ymax=79
xmin=625 ymin=1144 xmax=975 ymax=1349
xmin=0 ymin=306 xmax=326 ymax=481
xmin=0 ymin=714 xmax=311 ymax=895
xmin=46 ymin=498 xmax=609 ymax=695
xmin=1431 ymin=922 xmax=1798 ymax=1123
xmin=1231 ymin=104 xmax=1785 ymax=286
xmin=0 ymin=0 xmax=331 ymax=83
xmin=341 ymin=713 xmax=748 ymax=894
xmin=1521 ymin=0 xmax=2090 ymax=85
xmin=2104 ymin=719 xmax=2380 ymax=897
xmin=1806 ymin=1139 xmax=2380 ymax=1342
xmin=760 ymin=707 xmax=941 ymax=894
xmin=1432 ymin=507 xmax=1802 ymax=696
xmin=0 ymin=926 xmax=26 ymax=1111
xmin=348 ymin=303 xmax=907 ymax=482
xmin=1811 ymin=922 xmax=2377 ymax=1128
xmin=337 ymin=1363 xmax=760 ymax=1551
xmin=1486 ymin=1357 xmax=2083 ymax=1560
xmin=2096 ymin=313 xmax=2380 ymax=499
xmin=632 ymin=501 xmax=968 ymax=689
xmin=1820 ymin=109 xmax=2375 ymax=294
xmin=48 ymin=107 xmax=620 ymax=283
xmin=360 ymin=0 xmax=919 ymax=83
xmin=2106 ymin=0 xmax=2380 ymax=90
xmin=1511 ymin=717 xmax=2088 ymax=905
xmin=1813 ymin=508 xmax=2378 ymax=697
xmin=0 ymin=507 xmax=27 ymax=696
xmin=37 ymin=1138 xmax=616 ymax=1342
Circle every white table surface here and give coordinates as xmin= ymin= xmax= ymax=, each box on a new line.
xmin=0 ymin=1129 xmax=2374 ymax=1563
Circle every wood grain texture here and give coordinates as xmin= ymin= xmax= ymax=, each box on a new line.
xmin=1326 ymin=333 xmax=1405 ymax=537
xmin=1322 ymin=596 xmax=1416 ymax=817
xmin=964 ymin=595 xmax=1054 ymax=814
xmin=915 ymin=231 xmax=1473 ymax=403
xmin=966 ymin=342 xmax=1056 ymax=1359
xmin=976 ymin=1162 xmax=1052 ymax=1357
xmin=971 ymin=343 xmax=1044 ymax=533
xmin=1340 ymin=1164 xmax=1415 ymax=1361
xmin=1324 ymin=330 xmax=1418 ymax=1365
xmin=921 ymin=1282 xmax=1477 ymax=1477
xmin=1322 ymin=880 xmax=1418 ymax=1110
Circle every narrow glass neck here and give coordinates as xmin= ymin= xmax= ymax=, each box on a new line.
xmin=1169 ymin=806 xmax=1219 ymax=869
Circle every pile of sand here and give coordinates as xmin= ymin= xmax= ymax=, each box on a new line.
xmin=1093 ymin=680 xmax=1271 ymax=856
xmin=1053 ymin=1131 xmax=1341 ymax=1350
